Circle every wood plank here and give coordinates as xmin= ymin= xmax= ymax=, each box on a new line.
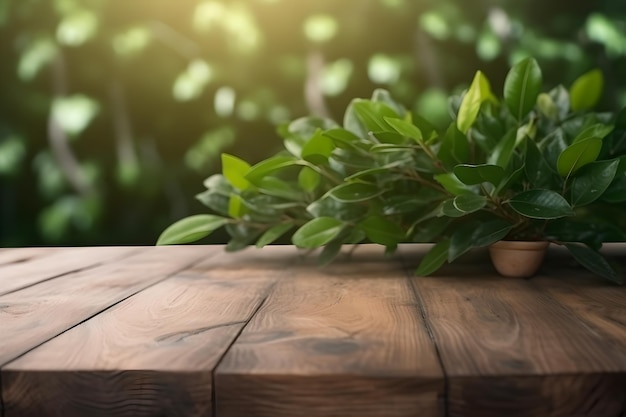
xmin=2 ymin=246 xmax=292 ymax=417
xmin=215 ymin=244 xmax=444 ymax=417
xmin=401 ymin=245 xmax=626 ymax=417
xmin=0 ymin=246 xmax=208 ymax=366
xmin=0 ymin=246 xmax=142 ymax=295
xmin=0 ymin=248 xmax=59 ymax=266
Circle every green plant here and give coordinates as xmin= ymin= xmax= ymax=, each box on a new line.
xmin=158 ymin=58 xmax=626 ymax=284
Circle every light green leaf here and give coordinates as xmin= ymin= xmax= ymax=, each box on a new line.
xmin=508 ymin=189 xmax=575 ymax=219
xmin=292 ymin=217 xmax=344 ymax=248
xmin=157 ymin=214 xmax=228 ymax=245
xmin=570 ymin=69 xmax=604 ymax=112
xmin=416 ymin=240 xmax=450 ymax=276
xmin=570 ymin=159 xmax=619 ymax=206
xmin=453 ymin=164 xmax=505 ymax=186
xmin=434 ymin=172 xmax=475 ymax=195
xmin=246 ymin=156 xmax=298 ymax=184
xmin=453 ymin=194 xmax=487 ymax=213
xmin=384 ymin=117 xmax=423 ymax=144
xmin=564 ymin=243 xmax=622 ymax=284
xmin=557 ymin=137 xmax=603 ymax=179
xmin=358 ymin=216 xmax=405 ymax=246
xmin=221 ymin=153 xmax=251 ymax=191
xmin=228 ymin=194 xmax=245 ymax=218
xmin=457 ymin=71 xmax=492 ymax=134
xmin=503 ymin=57 xmax=543 ymax=121
xmin=327 ymin=182 xmax=385 ymax=202
xmin=256 ymin=223 xmax=293 ymax=248
xmin=302 ymin=130 xmax=335 ymax=162
xmin=298 ymin=166 xmax=321 ymax=191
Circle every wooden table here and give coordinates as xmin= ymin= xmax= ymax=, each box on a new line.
xmin=0 ymin=244 xmax=624 ymax=417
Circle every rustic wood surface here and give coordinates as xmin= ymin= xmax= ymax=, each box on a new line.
xmin=0 ymin=244 xmax=625 ymax=417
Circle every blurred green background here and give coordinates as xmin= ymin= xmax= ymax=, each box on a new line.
xmin=1 ymin=0 xmax=625 ymax=246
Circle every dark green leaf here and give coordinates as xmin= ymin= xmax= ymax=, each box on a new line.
xmin=416 ymin=240 xmax=450 ymax=276
xmin=503 ymin=57 xmax=543 ymax=121
xmin=487 ymin=128 xmax=516 ymax=168
xmin=453 ymin=164 xmax=505 ymax=186
xmin=318 ymin=237 xmax=345 ymax=266
xmin=438 ymin=122 xmax=471 ymax=169
xmin=301 ymin=130 xmax=335 ymax=162
xmin=327 ymin=182 xmax=385 ymax=203
xmin=358 ymin=215 xmax=405 ymax=246
xmin=257 ymin=176 xmax=304 ymax=200
xmin=440 ymin=199 xmax=466 ymax=218
xmin=323 ymin=128 xmax=363 ymax=149
xmin=602 ymin=155 xmax=626 ymax=202
xmin=564 ymin=243 xmax=622 ymax=284
xmin=157 ymin=214 xmax=228 ymax=245
xmin=508 ymin=189 xmax=575 ymax=219
xmin=570 ymin=159 xmax=619 ymax=206
xmin=448 ymin=219 xmax=513 ymax=262
xmin=557 ymin=137 xmax=603 ymax=179
xmin=525 ymin=138 xmax=555 ymax=188
xmin=292 ymin=217 xmax=344 ymax=248
xmin=307 ymin=197 xmax=368 ymax=221
xmin=411 ymin=217 xmax=452 ymax=242
xmin=572 ymin=123 xmax=614 ymax=144
xmin=570 ymin=69 xmax=604 ymax=112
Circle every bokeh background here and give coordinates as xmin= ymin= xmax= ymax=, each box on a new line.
xmin=1 ymin=0 xmax=625 ymax=246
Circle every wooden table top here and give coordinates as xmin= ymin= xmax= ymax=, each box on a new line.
xmin=0 ymin=244 xmax=624 ymax=417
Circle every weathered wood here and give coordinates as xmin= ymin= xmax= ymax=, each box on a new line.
xmin=403 ymin=245 xmax=626 ymax=417
xmin=216 ymin=245 xmax=444 ymax=417
xmin=1 ymin=246 xmax=292 ymax=417
xmin=0 ymin=246 xmax=141 ymax=295
xmin=0 ymin=247 xmax=59 ymax=266
xmin=0 ymin=246 xmax=207 ymax=366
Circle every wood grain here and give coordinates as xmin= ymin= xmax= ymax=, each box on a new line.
xmin=215 ymin=244 xmax=443 ymax=417
xmin=0 ymin=248 xmax=59 ymax=266
xmin=0 ymin=246 xmax=207 ymax=366
xmin=401 ymin=244 xmax=626 ymax=417
xmin=2 ymin=246 xmax=291 ymax=417
xmin=0 ymin=246 xmax=141 ymax=295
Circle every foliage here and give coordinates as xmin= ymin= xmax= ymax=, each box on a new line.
xmin=159 ymin=59 xmax=626 ymax=284
xmin=2 ymin=0 xmax=626 ymax=246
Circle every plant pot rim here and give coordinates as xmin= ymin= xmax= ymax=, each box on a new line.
xmin=490 ymin=240 xmax=550 ymax=251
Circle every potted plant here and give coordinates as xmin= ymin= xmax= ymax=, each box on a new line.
xmin=158 ymin=58 xmax=626 ymax=284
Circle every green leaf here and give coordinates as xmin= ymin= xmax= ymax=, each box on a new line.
xmin=457 ymin=71 xmax=492 ymax=134
xmin=434 ymin=173 xmax=475 ymax=195
xmin=508 ymin=189 xmax=575 ymax=219
xmin=256 ymin=223 xmax=293 ymax=248
xmin=257 ymin=176 xmax=304 ymax=200
xmin=439 ymin=199 xmax=466 ymax=218
xmin=448 ymin=219 xmax=513 ymax=262
xmin=570 ymin=159 xmax=619 ymax=206
xmin=564 ymin=243 xmax=622 ymax=285
xmin=228 ymin=194 xmax=246 ymax=218
xmin=358 ymin=216 xmax=405 ymax=246
xmin=221 ymin=153 xmax=251 ymax=191
xmin=570 ymin=69 xmax=604 ymax=112
xmin=352 ymin=100 xmax=399 ymax=132
xmin=572 ymin=123 xmax=614 ymax=144
xmin=602 ymin=156 xmax=626 ymax=202
xmin=298 ymin=166 xmax=321 ymax=192
xmin=157 ymin=214 xmax=228 ymax=245
xmin=438 ymin=122 xmax=471 ymax=169
xmin=487 ymin=128 xmax=516 ymax=168
xmin=307 ymin=197 xmax=368 ymax=221
xmin=327 ymin=182 xmax=385 ymax=203
xmin=503 ymin=57 xmax=543 ymax=121
xmin=318 ymin=237 xmax=345 ymax=266
xmin=292 ymin=217 xmax=344 ymax=248
xmin=411 ymin=217 xmax=452 ymax=242
xmin=301 ymin=130 xmax=335 ymax=163
xmin=537 ymin=92 xmax=559 ymax=120
xmin=384 ymin=117 xmax=424 ymax=144
xmin=557 ymin=137 xmax=603 ymax=179
xmin=453 ymin=164 xmax=505 ymax=186
xmin=525 ymin=138 xmax=555 ymax=188
xmin=416 ymin=240 xmax=450 ymax=276
xmin=246 ymin=156 xmax=298 ymax=183
xmin=453 ymin=194 xmax=487 ymax=213
xmin=323 ymin=128 xmax=362 ymax=149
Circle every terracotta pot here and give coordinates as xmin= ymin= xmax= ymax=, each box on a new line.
xmin=488 ymin=241 xmax=550 ymax=278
